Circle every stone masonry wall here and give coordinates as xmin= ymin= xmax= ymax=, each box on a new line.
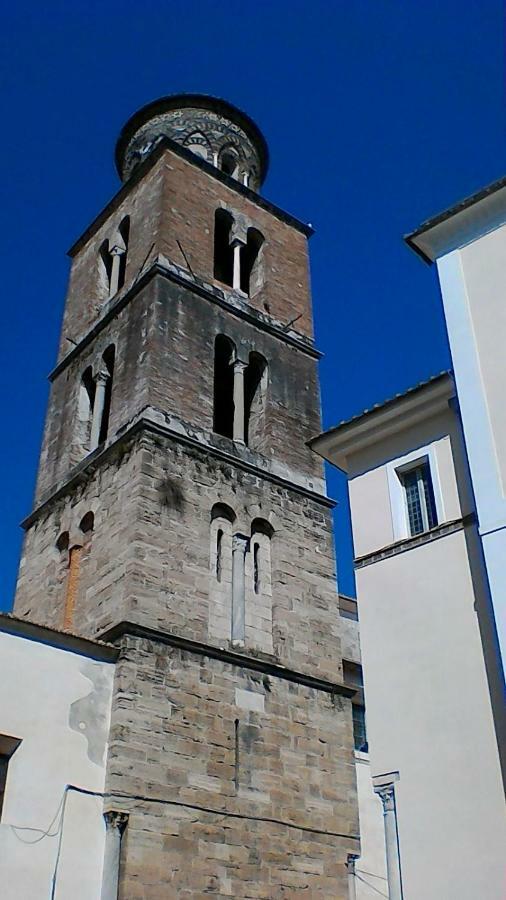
xmin=35 ymin=273 xmax=322 ymax=505
xmin=62 ymin=145 xmax=313 ymax=358
xmin=106 ymin=635 xmax=358 ymax=899
xmin=16 ymin=429 xmax=342 ymax=684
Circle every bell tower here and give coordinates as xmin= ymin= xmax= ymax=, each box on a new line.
xmin=14 ymin=94 xmax=359 ymax=895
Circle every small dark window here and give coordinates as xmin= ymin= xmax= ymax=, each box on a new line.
xmin=99 ymin=345 xmax=115 ymax=445
xmin=240 ymin=228 xmax=264 ymax=296
xmin=214 ymin=210 xmax=234 ymax=287
xmin=0 ymin=735 xmax=21 ymax=821
xmin=352 ymin=705 xmax=368 ymax=753
xmin=244 ymin=352 xmax=267 ymax=448
xmin=56 ymin=531 xmax=70 ymax=553
xmin=343 ymin=660 xmax=364 ymax=689
xmin=400 ymin=459 xmax=438 ymax=536
xmin=220 ymin=150 xmax=238 ymax=177
xmin=213 ymin=336 xmax=235 ymax=439
xmin=80 ymin=512 xmax=94 ymax=534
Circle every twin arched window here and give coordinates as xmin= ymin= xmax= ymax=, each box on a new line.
xmin=209 ymin=504 xmax=273 ymax=651
xmin=78 ymin=345 xmax=115 ymax=454
xmin=213 ymin=336 xmax=267 ymax=449
xmin=213 ymin=210 xmax=264 ymax=297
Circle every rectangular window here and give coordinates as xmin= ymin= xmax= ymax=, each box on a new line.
xmin=352 ymin=704 xmax=368 ymax=753
xmin=0 ymin=735 xmax=21 ymax=821
xmin=400 ymin=460 xmax=438 ymax=536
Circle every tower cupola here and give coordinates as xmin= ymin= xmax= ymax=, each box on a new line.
xmin=115 ymin=93 xmax=269 ymax=191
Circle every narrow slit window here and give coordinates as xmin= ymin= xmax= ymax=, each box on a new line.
xmin=214 ymin=209 xmax=234 ymax=287
xmin=216 ymin=528 xmax=224 ymax=582
xmin=400 ymin=460 xmax=438 ymax=536
xmin=253 ymin=542 xmax=260 ymax=594
xmin=213 ymin=335 xmax=235 ymax=439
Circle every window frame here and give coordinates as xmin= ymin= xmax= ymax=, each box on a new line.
xmin=387 ymin=444 xmax=444 ymax=541
xmin=0 ymin=735 xmax=22 ymax=821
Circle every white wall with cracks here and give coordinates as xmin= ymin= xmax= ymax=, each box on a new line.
xmin=0 ymin=627 xmax=115 ymax=899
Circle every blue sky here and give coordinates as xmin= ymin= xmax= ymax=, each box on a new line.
xmin=0 ymin=0 xmax=504 ymax=608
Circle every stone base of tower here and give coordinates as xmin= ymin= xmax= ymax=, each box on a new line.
xmin=104 ymin=632 xmax=359 ymax=898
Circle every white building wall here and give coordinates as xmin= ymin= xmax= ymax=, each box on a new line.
xmin=0 ymin=629 xmax=115 ymax=899
xmin=356 ymin=529 xmax=506 ymax=899
xmin=341 ymin=401 xmax=506 ymax=899
xmin=438 ymin=241 xmax=506 ymax=667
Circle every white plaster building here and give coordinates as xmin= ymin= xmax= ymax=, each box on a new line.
xmin=407 ymin=181 xmax=506 ymax=764
xmin=311 ymin=373 xmax=506 ymax=899
xmin=0 ymin=615 xmax=117 ymax=899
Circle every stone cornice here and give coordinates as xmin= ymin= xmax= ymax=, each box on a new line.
xmin=50 ymin=261 xmax=321 ymax=382
xmin=99 ymin=620 xmax=355 ymax=699
xmin=22 ymin=413 xmax=335 ymax=529
xmin=68 ymin=137 xmax=313 ymax=259
xmin=354 ymin=515 xmax=475 ymax=569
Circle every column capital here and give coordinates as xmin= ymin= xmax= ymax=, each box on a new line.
xmin=104 ymin=809 xmax=129 ymax=834
xmin=232 ymin=533 xmax=249 ymax=554
xmin=232 ymin=358 xmax=248 ymax=372
xmin=109 ymin=243 xmax=126 ymax=257
xmin=374 ymin=782 xmax=395 ymax=812
xmin=94 ymin=368 xmax=110 ymax=385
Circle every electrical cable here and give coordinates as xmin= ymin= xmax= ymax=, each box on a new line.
xmin=357 ymin=868 xmax=388 ymax=881
xmin=354 ymin=872 xmax=389 ymax=898
xmin=10 ymin=791 xmax=66 ymax=844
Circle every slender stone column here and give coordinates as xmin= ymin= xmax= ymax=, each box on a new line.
xmin=232 ymin=534 xmax=249 ymax=644
xmin=90 ymin=371 xmax=109 ymax=451
xmin=101 ymin=810 xmax=128 ymax=900
xmin=108 ymin=245 xmax=124 ymax=297
xmin=232 ymin=360 xmax=247 ymax=444
xmin=232 ymin=241 xmax=242 ymax=291
xmin=346 ymin=854 xmax=359 ymax=900
xmin=374 ymin=783 xmax=403 ymax=900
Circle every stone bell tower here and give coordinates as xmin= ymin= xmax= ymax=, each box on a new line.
xmin=14 ymin=94 xmax=359 ymax=896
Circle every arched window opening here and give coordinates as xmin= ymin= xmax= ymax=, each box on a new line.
xmin=251 ymin=518 xmax=274 ymax=595
xmin=240 ymin=228 xmax=264 ymax=296
xmin=219 ymin=147 xmax=239 ymax=178
xmin=244 ymin=353 xmax=268 ymax=448
xmin=214 ymin=209 xmax=234 ymax=287
xmin=184 ymin=130 xmax=211 ymax=161
xmin=79 ymin=512 xmax=94 ymax=535
xmin=99 ymin=240 xmax=112 ymax=296
xmin=245 ymin=517 xmax=274 ymax=653
xmin=98 ymin=345 xmax=115 ymax=445
xmin=78 ymin=366 xmax=96 ymax=451
xmin=117 ymin=217 xmax=130 ymax=291
xmin=56 ymin=531 xmax=70 ymax=554
xmin=209 ymin=502 xmax=236 ymax=643
xmin=213 ymin=336 xmax=235 ymax=439
xmin=211 ymin=502 xmax=236 ymax=524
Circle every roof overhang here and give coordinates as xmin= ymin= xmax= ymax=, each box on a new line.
xmin=309 ymin=373 xmax=454 ymax=472
xmin=406 ymin=175 xmax=506 ymax=264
